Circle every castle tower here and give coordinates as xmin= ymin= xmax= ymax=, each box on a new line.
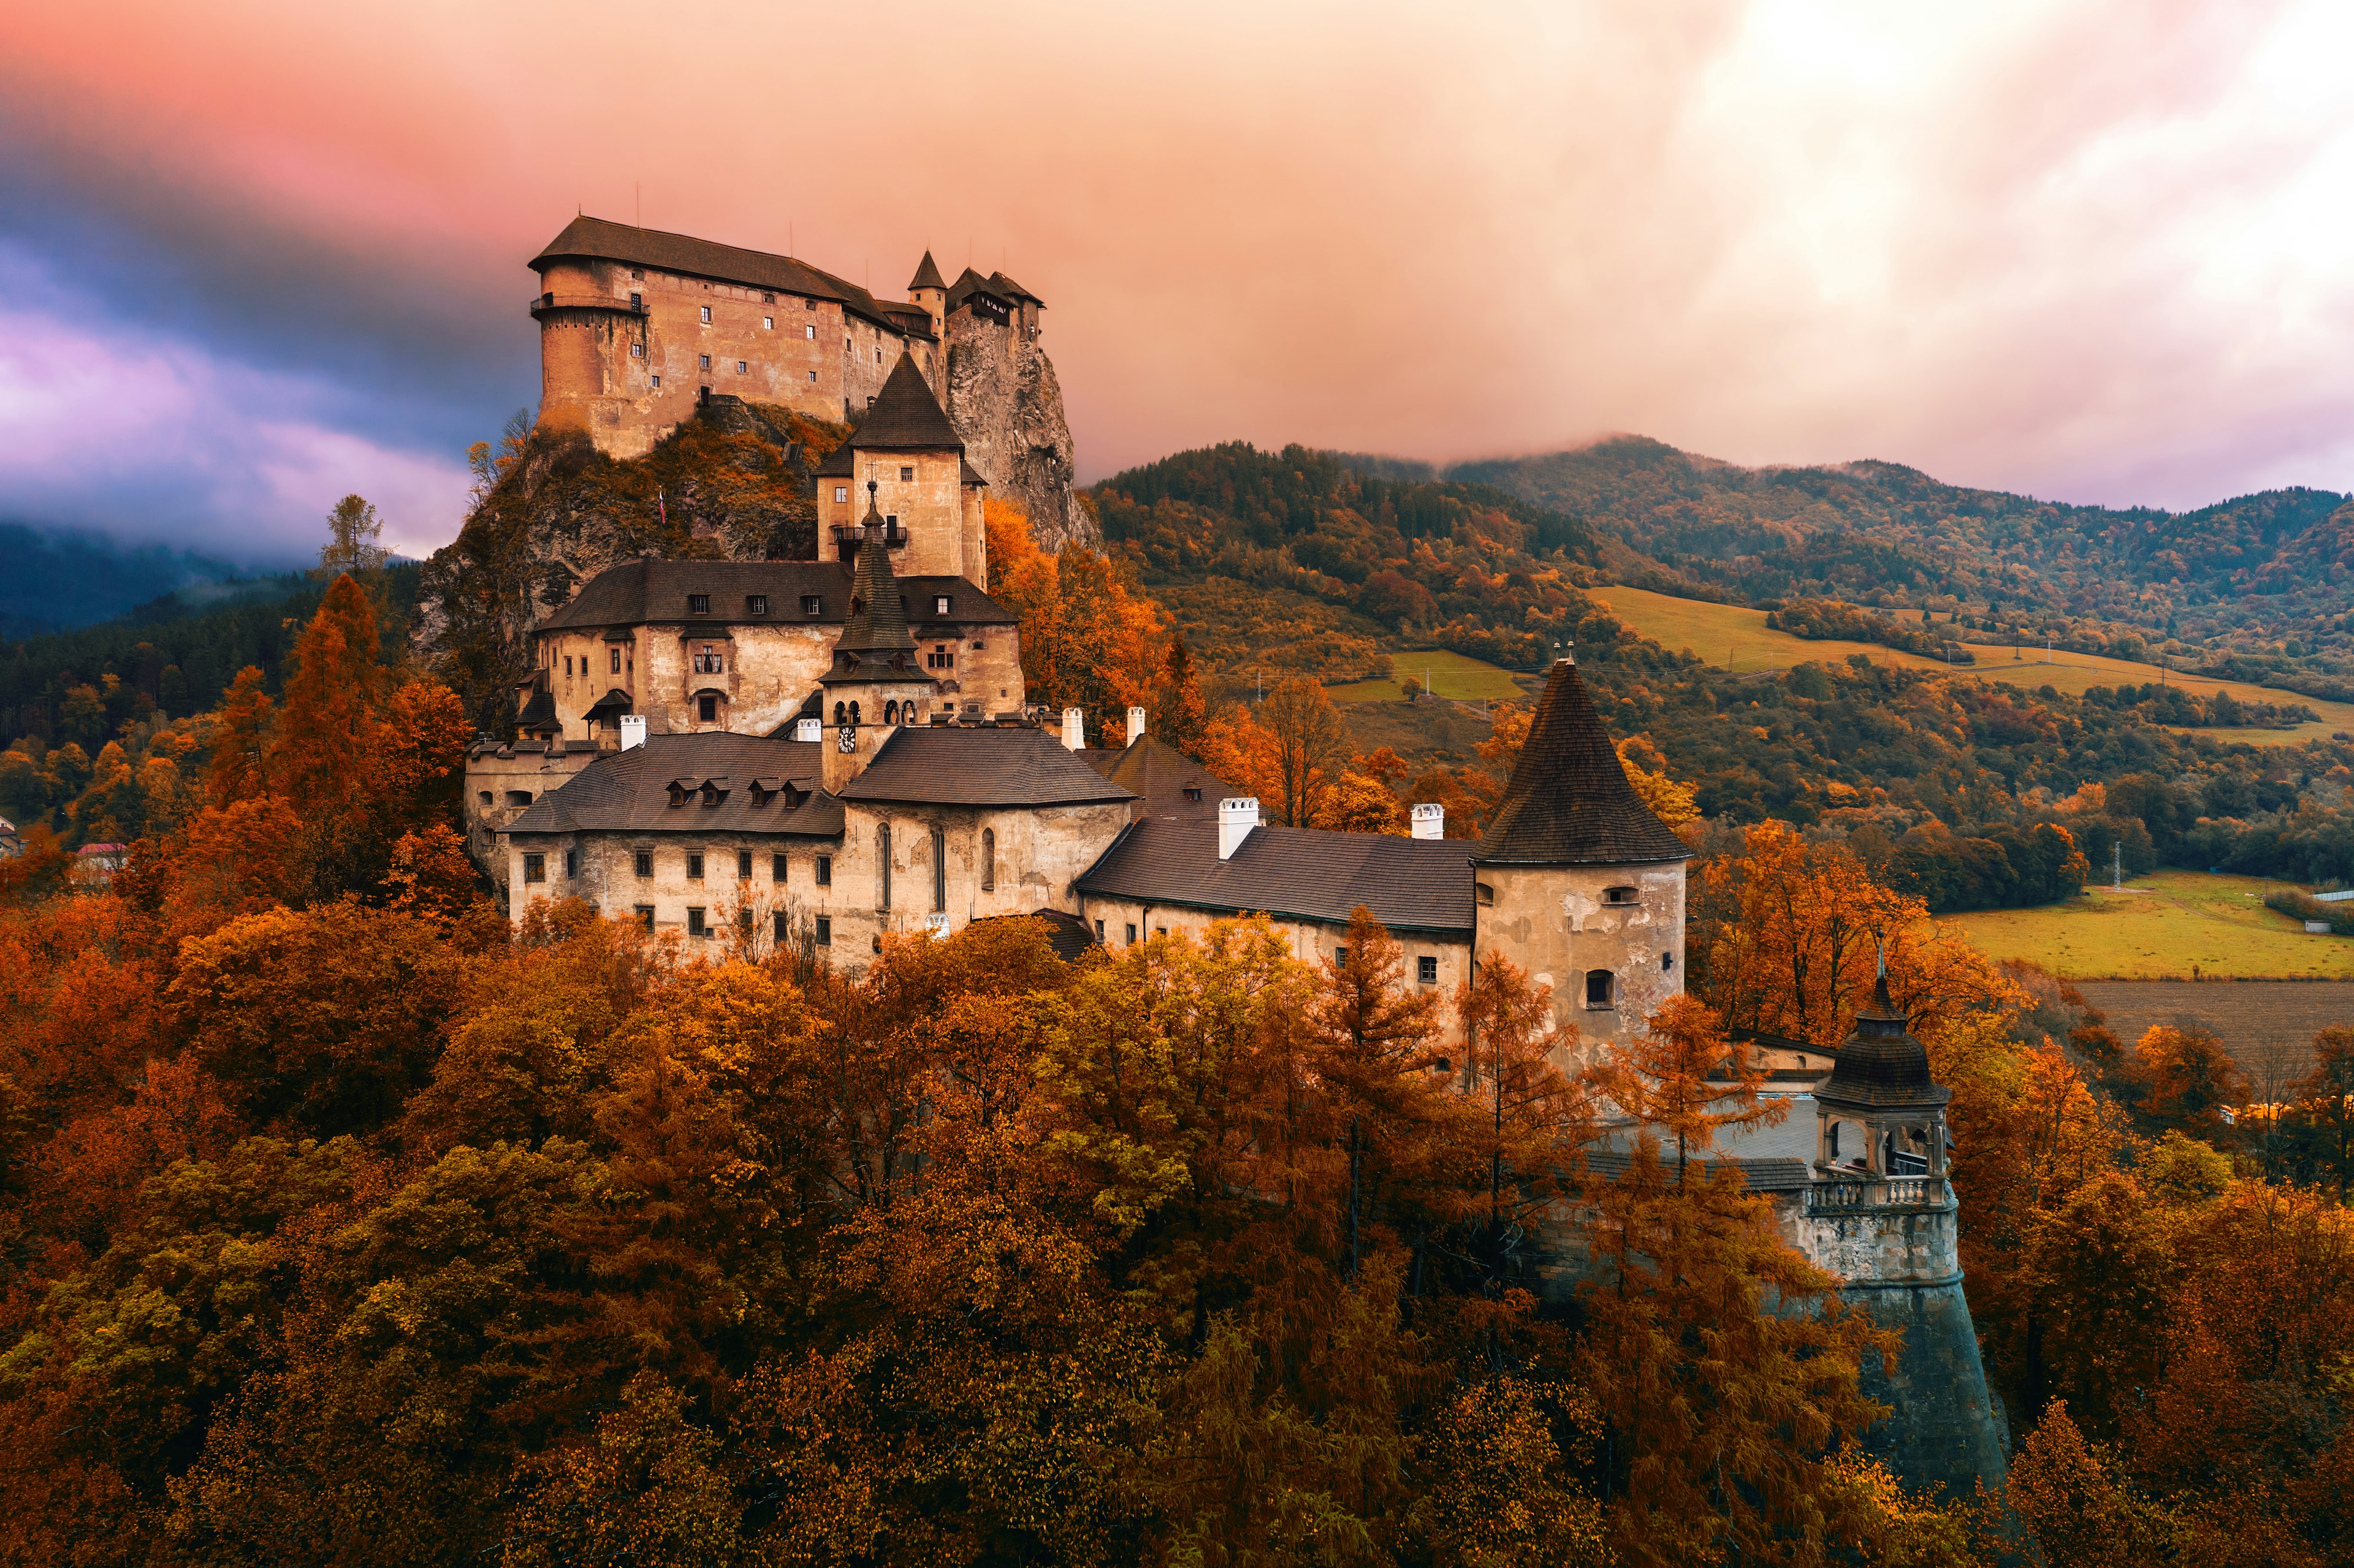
xmin=1800 ymin=975 xmax=2009 ymax=1498
xmin=1469 ymin=653 xmax=1690 ymax=1060
xmin=812 ymin=355 xmax=987 ymax=584
xmin=820 ymin=484 xmax=940 ymax=794
xmin=908 ymin=251 xmax=948 ymax=345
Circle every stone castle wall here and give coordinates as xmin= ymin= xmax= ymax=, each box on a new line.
xmin=1474 ymin=860 xmax=1685 ymax=1064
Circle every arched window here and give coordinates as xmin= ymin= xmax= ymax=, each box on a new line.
xmin=931 ymin=826 xmax=947 ymax=911
xmin=1584 ymin=970 xmax=1615 ymax=1008
xmin=849 ymin=700 xmax=861 ymax=725
xmin=883 ymin=699 xmax=899 ymax=725
xmin=877 ymin=823 xmax=892 ymax=910
xmin=834 ymin=701 xmax=846 ymax=724
xmin=981 ymin=828 xmax=996 ymax=891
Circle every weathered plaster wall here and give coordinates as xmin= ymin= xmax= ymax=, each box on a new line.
xmin=1476 ymin=861 xmax=1685 ymax=1065
xmin=1075 ymin=895 xmax=1471 ymax=1010
xmin=463 ymin=742 xmax=597 ymax=900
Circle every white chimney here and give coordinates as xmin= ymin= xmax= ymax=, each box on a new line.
xmin=1062 ymin=707 xmax=1086 ymax=750
xmin=1411 ymin=802 xmax=1444 ymax=840
xmin=619 ymin=715 xmax=648 ymax=752
xmin=792 ymin=717 xmax=821 ymax=742
xmin=1218 ymin=797 xmax=1260 ymax=860
xmin=1127 ymin=705 xmax=1148 ymax=744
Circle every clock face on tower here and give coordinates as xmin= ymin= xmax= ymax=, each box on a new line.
xmin=837 ymin=725 xmax=856 ymax=753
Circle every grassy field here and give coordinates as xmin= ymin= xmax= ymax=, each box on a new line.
xmin=1328 ymin=649 xmax=1531 ymax=705
xmin=1940 ymin=870 xmax=2354 ymax=980
xmin=1591 ymin=585 xmax=2354 ymax=744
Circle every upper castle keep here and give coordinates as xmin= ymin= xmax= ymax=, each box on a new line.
xmin=528 ymin=217 xmax=1090 ymax=547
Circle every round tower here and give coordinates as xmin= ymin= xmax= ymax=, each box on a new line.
xmin=908 ymin=251 xmax=949 ymax=340
xmin=1799 ymin=974 xmax=2009 ymax=1499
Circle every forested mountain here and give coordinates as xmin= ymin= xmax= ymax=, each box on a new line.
xmin=0 ymin=521 xmax=273 ymax=640
xmin=1450 ymin=438 xmax=2354 ymax=693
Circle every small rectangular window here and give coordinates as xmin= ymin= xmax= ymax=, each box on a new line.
xmin=564 ymin=655 xmax=573 ymax=677
xmin=738 ymin=908 xmax=754 ymax=934
xmin=933 ymin=595 xmax=952 ymax=615
xmin=631 ymin=342 xmax=644 ymax=357
xmin=687 ymin=907 xmax=707 ymax=937
xmin=774 ymin=910 xmax=789 ymax=943
xmin=609 ymin=646 xmax=622 ymax=674
xmin=699 ymin=354 xmax=711 ymax=370
xmin=1094 ymin=919 xmax=1105 ymax=940
xmin=1156 ymin=926 xmax=1168 ymax=938
xmin=634 ymin=851 xmax=652 ymax=878
xmin=565 ymin=850 xmax=579 ymax=879
xmin=736 ymin=360 xmax=747 ymax=373
xmin=633 ymin=904 xmax=654 ymax=931
xmin=772 ymin=853 xmax=787 ymax=881
xmin=737 ymin=850 xmax=753 ymax=880
xmin=806 ymin=322 xmax=815 ymax=336
xmin=699 ymin=305 xmax=711 ymax=323
xmin=687 ymin=852 xmax=704 ymax=880
xmin=523 ymin=853 xmax=546 ymax=883
xmin=698 ymin=695 xmax=717 ymax=722
xmin=815 ymin=916 xmax=832 ymax=945
xmin=807 ymin=370 xmax=818 ymax=383
xmin=816 ymin=854 xmax=832 ymax=886
xmin=802 ymin=595 xmax=824 ymax=615
xmin=1126 ymin=924 xmax=1137 ymax=945
xmin=900 ymin=465 xmax=914 ymax=481
xmin=763 ymin=316 xmax=773 ymax=329
xmin=651 ymin=374 xmax=661 ymax=387
xmin=1335 ymin=946 xmax=1349 ymax=967
xmin=833 ymin=486 xmax=848 ymax=503
xmin=1417 ymin=956 xmax=1438 ymax=986
xmin=688 ymin=594 xmax=710 ymax=614
xmin=747 ymin=595 xmax=768 ymax=615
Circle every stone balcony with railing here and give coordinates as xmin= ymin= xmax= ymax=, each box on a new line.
xmin=1804 ymin=1173 xmax=1952 ymax=1213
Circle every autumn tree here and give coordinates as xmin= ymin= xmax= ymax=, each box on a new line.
xmin=2297 ymin=1024 xmax=2354 ymax=1196
xmin=318 ymin=493 xmax=388 ymax=580
xmin=1260 ymin=676 xmax=1351 ymax=828
xmin=1152 ymin=629 xmax=1209 ymax=757
xmin=1591 ymin=992 xmax=1785 ymax=1181
xmin=1451 ymin=950 xmax=1589 ymax=1276
xmin=2130 ymin=1024 xmax=2249 ymax=1140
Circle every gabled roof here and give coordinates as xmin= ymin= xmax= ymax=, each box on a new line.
xmin=1472 ymin=658 xmax=1690 ymax=867
xmin=1083 ymin=736 xmax=1238 ymax=822
xmin=848 ymin=356 xmax=964 ymax=452
xmin=505 ymin=734 xmax=843 ymax=838
xmin=908 ymin=251 xmax=948 ymax=292
xmin=533 ymin=559 xmax=1016 ymax=631
xmin=989 ymin=269 xmax=1043 ymax=306
xmin=835 ymin=726 xmax=1138 ymax=808
xmin=946 ymin=267 xmax=1011 ymax=315
xmin=1078 ymin=818 xmax=1474 ymax=937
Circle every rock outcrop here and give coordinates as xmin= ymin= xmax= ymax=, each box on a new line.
xmin=943 ymin=316 xmax=1097 ymax=552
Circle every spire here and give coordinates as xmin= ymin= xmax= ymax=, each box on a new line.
xmin=908 ymin=250 xmax=947 ymax=292
xmin=848 ymin=354 xmax=962 ymax=451
xmin=832 ymin=482 xmax=917 ymax=666
xmin=1472 ymin=657 xmax=1691 ymax=867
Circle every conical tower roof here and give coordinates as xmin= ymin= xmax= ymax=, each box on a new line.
xmin=829 ymin=484 xmax=918 ymax=671
xmin=1815 ymin=975 xmax=1949 ymax=1110
xmin=848 ymin=354 xmax=962 ymax=451
xmin=1472 ymin=657 xmax=1691 ymax=866
xmin=908 ymin=251 xmax=947 ymax=292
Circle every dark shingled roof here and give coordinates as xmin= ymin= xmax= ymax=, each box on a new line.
xmin=836 ymin=726 xmax=1138 ymax=807
xmin=1815 ymin=978 xmax=1949 ymax=1110
xmin=972 ymin=908 xmax=1100 ymax=962
xmin=908 ymin=251 xmax=948 ymax=292
xmin=832 ymin=501 xmax=918 ymax=661
xmin=961 ymin=459 xmax=988 ymax=485
xmin=945 ymin=267 xmax=1011 ymax=315
xmin=848 ymin=356 xmax=964 ymax=452
xmin=1083 ymin=737 xmax=1239 ymax=823
xmin=531 ymin=216 xmax=925 ymax=337
xmin=1473 ymin=658 xmax=1690 ymax=867
xmin=1078 ymin=817 xmax=1474 ymax=936
xmin=505 ymin=734 xmax=842 ymax=838
xmin=813 ymin=444 xmax=855 ymax=477
xmin=989 ymin=270 xmax=1043 ymax=306
xmin=535 ymin=559 xmax=1013 ymax=633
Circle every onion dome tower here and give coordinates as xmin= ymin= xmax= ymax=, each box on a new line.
xmin=1798 ymin=967 xmax=2008 ymax=1501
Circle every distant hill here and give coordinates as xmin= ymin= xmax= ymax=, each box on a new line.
xmin=1447 ymin=438 xmax=2354 ymax=695
xmin=1092 ymin=442 xmax=1607 ymax=685
xmin=0 ymin=521 xmax=283 ymax=640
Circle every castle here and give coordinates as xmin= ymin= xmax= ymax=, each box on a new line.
xmin=468 ymin=215 xmax=2008 ymax=1496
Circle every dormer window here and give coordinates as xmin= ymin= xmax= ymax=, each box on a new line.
xmin=933 ymin=595 xmax=953 ymax=616
xmin=746 ymin=595 xmax=768 ymax=616
xmin=1184 ymin=786 xmax=1202 ymax=801
xmin=802 ymin=595 xmax=823 ymax=615
xmin=688 ymin=595 xmax=710 ymax=615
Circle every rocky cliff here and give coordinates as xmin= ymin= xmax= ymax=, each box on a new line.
xmin=943 ymin=317 xmax=1097 ymax=552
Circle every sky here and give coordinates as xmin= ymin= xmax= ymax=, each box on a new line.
xmin=4 ymin=0 xmax=2352 ymax=565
